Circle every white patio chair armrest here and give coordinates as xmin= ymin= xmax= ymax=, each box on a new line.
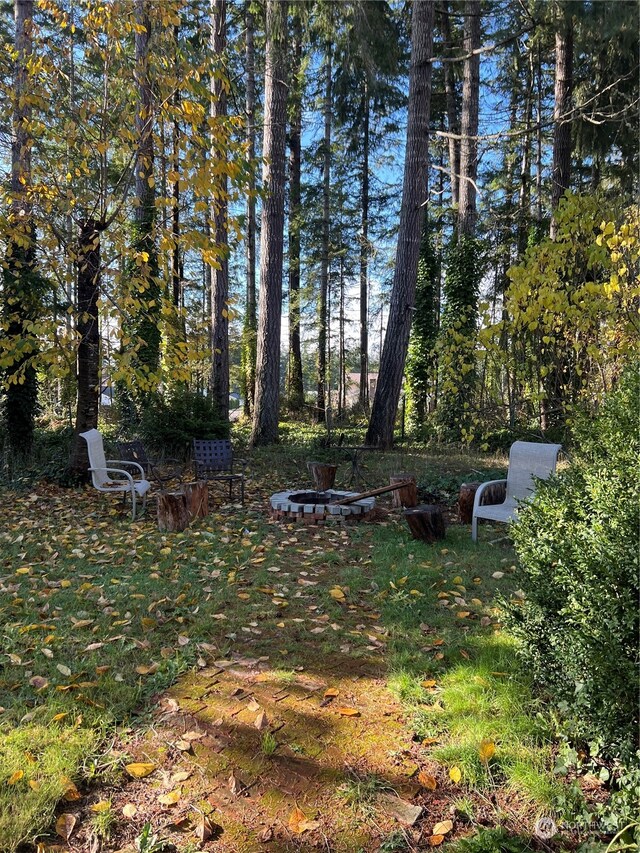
xmin=90 ymin=466 xmax=135 ymax=488
xmin=473 ymin=479 xmax=507 ymax=513
xmin=107 ymin=459 xmax=145 ymax=479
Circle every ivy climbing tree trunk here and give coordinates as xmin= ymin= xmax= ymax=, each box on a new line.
xmin=440 ymin=0 xmax=460 ymax=210
xmin=2 ymin=0 xmax=39 ymax=456
xmin=241 ymin=1 xmax=257 ymax=418
xmin=365 ymin=0 xmax=435 ymax=449
xmin=69 ymin=219 xmax=102 ymax=480
xmin=209 ymin=0 xmax=230 ymax=424
xmin=250 ymin=0 xmax=288 ymax=446
xmin=287 ymin=10 xmax=304 ymax=412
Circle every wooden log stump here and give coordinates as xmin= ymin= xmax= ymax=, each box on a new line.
xmin=183 ymin=480 xmax=209 ymax=519
xmin=458 ymin=480 xmax=507 ymax=523
xmin=404 ymin=504 xmax=446 ymax=543
xmin=390 ymin=473 xmax=418 ymax=508
xmin=157 ymin=490 xmax=190 ymax=533
xmin=307 ymin=461 xmax=338 ymax=491
xmin=458 ymin=482 xmax=480 ymax=524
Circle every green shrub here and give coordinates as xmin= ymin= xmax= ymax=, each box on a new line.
xmin=504 ymin=366 xmax=639 ymax=761
xmin=137 ymin=389 xmax=228 ymax=457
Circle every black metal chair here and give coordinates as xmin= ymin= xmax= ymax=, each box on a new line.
xmin=116 ymin=439 xmax=184 ymax=489
xmin=192 ymin=439 xmax=245 ymax=504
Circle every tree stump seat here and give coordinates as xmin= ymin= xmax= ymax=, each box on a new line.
xmin=157 ymin=480 xmax=208 ymax=532
xmin=403 ymin=504 xmax=446 ymax=542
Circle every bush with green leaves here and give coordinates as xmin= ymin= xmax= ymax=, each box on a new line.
xmin=504 ymin=366 xmax=639 ymax=761
xmin=137 ymin=389 xmax=228 ymax=457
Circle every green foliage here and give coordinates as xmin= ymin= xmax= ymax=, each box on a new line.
xmin=137 ymin=389 xmax=229 ymax=457
xmin=448 ymin=827 xmax=533 ymax=853
xmin=505 ymin=366 xmax=639 ymax=761
xmin=436 ymin=235 xmax=485 ymax=441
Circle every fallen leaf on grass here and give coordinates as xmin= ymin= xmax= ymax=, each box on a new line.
xmin=456 ymin=611 xmax=471 ymax=619
xmin=29 ymin=676 xmax=48 ymax=690
xmin=170 ymin=770 xmax=192 ymax=783
xmin=56 ymin=664 xmax=71 ymax=677
xmin=428 ymin=834 xmax=445 ymax=846
xmin=329 ymin=587 xmax=345 ymax=600
xmin=254 ymin=710 xmax=269 ymax=730
xmin=258 ymin=826 xmax=274 ymax=842
xmin=324 ymin=687 xmax=339 ymax=698
xmin=125 ymin=762 xmax=157 ymax=778
xmin=336 ymin=707 xmax=360 ymax=717
xmin=135 ymin=663 xmax=158 ymax=675
xmin=62 ymin=778 xmax=81 ymax=801
xmin=175 ymin=740 xmax=192 ymax=752
xmin=421 ymin=679 xmax=437 ymax=689
xmin=422 ymin=737 xmax=439 ymax=746
xmin=433 ymin=820 xmax=453 ymax=835
xmin=122 ymin=803 xmax=137 ymax=818
xmin=196 ymin=813 xmax=222 ymax=842
xmin=158 ymin=789 xmax=181 ymax=806
xmin=449 ymin=766 xmax=462 ymax=783
xmin=55 ymin=813 xmax=76 ymax=841
xmin=479 ymin=739 xmax=495 ymax=762
xmin=182 ymin=730 xmax=204 ymax=742
xmin=8 ymin=770 xmax=24 ymax=785
xmin=228 ymin=772 xmax=244 ymax=795
xmin=418 ymin=771 xmax=437 ymax=791
xmin=246 ymin=698 xmax=260 ymax=712
xmin=90 ymin=801 xmax=111 ymax=813
xmin=288 ymin=806 xmax=319 ymax=834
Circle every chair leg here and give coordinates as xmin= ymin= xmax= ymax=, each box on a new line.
xmin=471 ymin=514 xmax=478 ymax=542
xmin=240 ymin=477 xmax=244 ymax=506
xmin=131 ymin=489 xmax=137 ymax=521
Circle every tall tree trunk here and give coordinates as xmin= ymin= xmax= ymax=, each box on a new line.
xmin=517 ymin=47 xmax=534 ymax=256
xmin=287 ymin=11 xmax=304 ymax=411
xmin=209 ymin=0 xmax=230 ymax=422
xmin=317 ymin=38 xmax=332 ymax=424
xmin=457 ymin=0 xmax=480 ymax=237
xmin=250 ymin=0 xmax=288 ymax=446
xmin=359 ymin=82 xmax=370 ymax=410
xmin=3 ymin=0 xmax=38 ymax=456
xmin=69 ymin=219 xmax=102 ymax=480
xmin=242 ymin=2 xmax=257 ymax=418
xmin=365 ymin=0 xmax=435 ymax=449
xmin=171 ymin=25 xmax=182 ymax=311
xmin=535 ymin=41 xmax=543 ymax=223
xmin=440 ymin=0 xmax=460 ymax=209
xmin=550 ymin=7 xmax=573 ymax=239
xmin=132 ymin=0 xmax=160 ymax=385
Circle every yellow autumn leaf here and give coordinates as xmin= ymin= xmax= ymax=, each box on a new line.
xmin=428 ymin=835 xmax=445 ymax=846
xmin=8 ymin=770 xmax=24 ymax=785
xmin=421 ymin=679 xmax=437 ymax=689
xmin=29 ymin=779 xmax=41 ymax=791
xmin=329 ymin=587 xmax=345 ymax=600
xmin=62 ymin=777 xmax=81 ymax=801
xmin=52 ymin=712 xmax=68 ymax=722
xmin=432 ymin=820 xmax=453 ymax=835
xmin=122 ymin=803 xmax=137 ymax=818
xmin=449 ymin=766 xmax=462 ymax=783
xmin=456 ymin=611 xmax=471 ymax=618
xmin=323 ymin=687 xmax=339 ymax=698
xmin=422 ymin=737 xmax=439 ymax=746
xmin=90 ymin=800 xmax=111 ymax=813
xmin=288 ymin=806 xmax=319 ymax=834
xmin=336 ymin=707 xmax=360 ymax=717
xmin=158 ymin=789 xmax=181 ymax=805
xmin=479 ymin=739 xmax=496 ymax=762
xmin=135 ymin=663 xmax=158 ymax=675
xmin=418 ymin=771 xmax=437 ymax=791
xmin=125 ymin=762 xmax=157 ymax=779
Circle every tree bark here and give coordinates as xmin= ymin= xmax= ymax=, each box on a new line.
xmin=307 ymin=462 xmax=338 ymax=491
xmin=457 ymin=0 xmax=480 ymax=237
xmin=439 ymin=1 xmax=460 ymax=209
xmin=550 ymin=9 xmax=573 ymax=239
xmin=359 ymin=83 xmax=370 ymax=410
xmin=390 ymin=474 xmax=418 ymax=508
xmin=209 ymin=0 xmax=230 ymax=422
xmin=3 ymin=0 xmax=38 ymax=456
xmin=242 ymin=2 xmax=257 ymax=417
xmin=287 ymin=11 xmax=304 ymax=411
xmin=250 ymin=0 xmax=288 ymax=446
xmin=157 ymin=490 xmax=190 ymax=532
xmin=69 ymin=219 xmax=102 ymax=480
xmin=404 ymin=505 xmax=446 ymax=542
xmin=365 ymin=0 xmax=434 ymax=449
xmin=317 ymin=37 xmax=332 ymax=424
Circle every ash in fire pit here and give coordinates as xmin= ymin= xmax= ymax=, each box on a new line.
xmin=270 ymin=488 xmax=375 ymax=524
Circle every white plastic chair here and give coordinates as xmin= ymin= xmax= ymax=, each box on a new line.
xmin=80 ymin=429 xmax=151 ymax=520
xmin=471 ymin=441 xmax=561 ymax=542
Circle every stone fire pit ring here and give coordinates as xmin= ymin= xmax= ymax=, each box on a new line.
xmin=270 ymin=489 xmax=375 ymax=523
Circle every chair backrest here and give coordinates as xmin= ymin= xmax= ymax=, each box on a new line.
xmin=505 ymin=441 xmax=562 ymax=503
xmin=192 ymin=439 xmax=233 ymax=473
xmin=116 ymin=439 xmax=149 ymax=471
xmin=80 ymin=429 xmax=109 ymax=487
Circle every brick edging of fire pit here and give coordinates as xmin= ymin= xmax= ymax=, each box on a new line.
xmin=270 ymin=489 xmax=375 ymax=523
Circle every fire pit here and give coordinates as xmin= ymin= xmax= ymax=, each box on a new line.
xmin=270 ymin=489 xmax=376 ymax=524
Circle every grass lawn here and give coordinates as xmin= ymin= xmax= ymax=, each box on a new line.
xmin=0 ymin=442 xmax=588 ymax=851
